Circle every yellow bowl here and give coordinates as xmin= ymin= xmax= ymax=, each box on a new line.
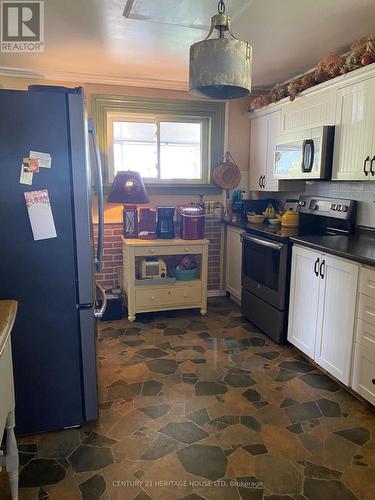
xmin=247 ymin=214 xmax=265 ymax=224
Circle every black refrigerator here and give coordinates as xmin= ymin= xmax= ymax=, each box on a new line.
xmin=0 ymin=85 xmax=105 ymax=435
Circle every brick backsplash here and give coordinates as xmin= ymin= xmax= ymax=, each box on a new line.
xmin=93 ymin=216 xmax=222 ymax=291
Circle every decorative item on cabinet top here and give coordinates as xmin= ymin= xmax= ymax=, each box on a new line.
xmin=249 ymin=34 xmax=375 ymax=110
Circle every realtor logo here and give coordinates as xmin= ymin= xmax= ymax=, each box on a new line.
xmin=1 ymin=0 xmax=44 ymax=52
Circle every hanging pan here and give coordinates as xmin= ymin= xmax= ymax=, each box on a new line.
xmin=212 ymin=151 xmax=241 ymax=190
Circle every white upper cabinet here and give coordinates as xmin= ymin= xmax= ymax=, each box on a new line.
xmin=332 ymin=78 xmax=375 ymax=180
xmin=265 ymin=110 xmax=281 ymax=191
xmin=281 ymin=91 xmax=336 ymax=133
xmin=249 ymin=66 xmax=375 ymax=183
xmin=249 ymin=114 xmax=267 ymax=191
xmin=249 ymin=110 xmax=295 ymax=192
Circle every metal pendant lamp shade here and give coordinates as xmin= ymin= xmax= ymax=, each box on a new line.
xmin=189 ymin=1 xmax=252 ymax=100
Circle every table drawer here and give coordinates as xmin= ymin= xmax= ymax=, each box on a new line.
xmin=136 ymin=284 xmax=202 ymax=308
xmin=134 ymin=244 xmax=203 ymax=257
xmin=352 ymin=341 xmax=375 ymax=405
xmin=358 ymin=294 xmax=375 ymax=326
xmin=359 ymin=266 xmax=375 ymax=299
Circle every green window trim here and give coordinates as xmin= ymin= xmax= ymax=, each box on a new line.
xmin=91 ymin=94 xmax=225 ymax=194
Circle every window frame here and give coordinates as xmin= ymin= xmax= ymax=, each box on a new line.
xmin=107 ymin=112 xmax=210 ymax=185
xmin=91 ymin=94 xmax=225 ymax=195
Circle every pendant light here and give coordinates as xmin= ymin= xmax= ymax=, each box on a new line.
xmin=189 ymin=0 xmax=252 ymax=100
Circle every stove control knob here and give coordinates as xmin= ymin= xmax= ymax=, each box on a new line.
xmin=298 ymin=201 xmax=306 ymax=207
xmin=336 ymin=204 xmax=342 ymax=211
xmin=341 ymin=205 xmax=349 ymax=212
xmin=330 ymin=204 xmax=336 ymax=211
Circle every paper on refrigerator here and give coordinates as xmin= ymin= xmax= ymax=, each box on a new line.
xmin=24 ymin=190 xmax=57 ymax=241
xmin=30 ymin=151 xmax=52 ymax=169
xmin=19 ymin=163 xmax=33 ymax=185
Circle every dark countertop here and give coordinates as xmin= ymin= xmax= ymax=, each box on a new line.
xmin=221 ymin=218 xmax=247 ymax=230
xmin=290 ymin=229 xmax=375 ymax=267
xmin=222 ymin=218 xmax=375 ymax=266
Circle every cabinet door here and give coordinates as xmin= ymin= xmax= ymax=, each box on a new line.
xmin=264 ymin=110 xmax=281 ymax=192
xmin=315 ymin=255 xmax=358 ymax=384
xmin=332 ymin=79 xmax=375 ymax=180
xmin=287 ymin=246 xmax=321 ymax=357
xmin=249 ymin=115 xmax=267 ymax=191
xmin=225 ymin=226 xmax=243 ymax=302
xmin=352 ymin=341 xmax=375 ymax=405
xmin=281 ymin=92 xmax=336 ymax=133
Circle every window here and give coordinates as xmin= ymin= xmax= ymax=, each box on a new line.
xmin=108 ymin=115 xmax=209 ymax=184
xmin=92 ymin=94 xmax=225 ymax=193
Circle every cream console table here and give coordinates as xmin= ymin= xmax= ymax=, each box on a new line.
xmin=0 ymin=300 xmax=18 ymax=500
xmin=122 ymin=238 xmax=209 ymax=322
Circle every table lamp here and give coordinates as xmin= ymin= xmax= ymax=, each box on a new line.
xmin=107 ymin=171 xmax=150 ymax=238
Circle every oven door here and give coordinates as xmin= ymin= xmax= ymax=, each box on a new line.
xmin=241 ymin=233 xmax=289 ymax=310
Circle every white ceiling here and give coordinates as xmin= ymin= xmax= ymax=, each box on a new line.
xmin=0 ymin=0 xmax=374 ymax=89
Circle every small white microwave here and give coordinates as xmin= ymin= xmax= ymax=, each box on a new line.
xmin=273 ymin=126 xmax=335 ymax=180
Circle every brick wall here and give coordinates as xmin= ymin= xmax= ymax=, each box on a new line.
xmin=94 ymin=216 xmax=222 ymax=291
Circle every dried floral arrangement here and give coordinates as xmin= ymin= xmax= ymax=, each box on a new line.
xmin=249 ymin=34 xmax=375 ymax=111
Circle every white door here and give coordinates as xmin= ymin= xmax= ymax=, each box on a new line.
xmin=332 ymin=79 xmax=375 ymax=180
xmin=249 ymin=115 xmax=267 ymax=191
xmin=225 ymin=226 xmax=243 ymax=303
xmin=264 ymin=110 xmax=281 ymax=191
xmin=287 ymin=246 xmax=322 ymax=358
xmin=315 ymin=255 xmax=359 ymax=384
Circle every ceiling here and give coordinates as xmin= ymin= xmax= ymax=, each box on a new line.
xmin=1 ymin=0 xmax=375 ymax=90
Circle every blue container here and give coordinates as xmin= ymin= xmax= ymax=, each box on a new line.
xmin=174 ymin=266 xmax=198 ymax=281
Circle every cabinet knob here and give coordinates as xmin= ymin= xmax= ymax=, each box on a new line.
xmin=168 ymin=290 xmax=171 ymax=295
xmin=184 ymin=247 xmax=189 ymax=252
xmin=151 ymin=296 xmax=155 ymax=300
xmin=150 ymin=249 xmax=155 ymax=254
xmin=372 ymin=379 xmax=375 ymax=385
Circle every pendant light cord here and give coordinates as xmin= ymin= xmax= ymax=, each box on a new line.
xmin=218 ymin=1 xmax=225 ymax=14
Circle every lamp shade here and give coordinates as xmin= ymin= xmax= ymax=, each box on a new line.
xmin=107 ymin=171 xmax=149 ymax=204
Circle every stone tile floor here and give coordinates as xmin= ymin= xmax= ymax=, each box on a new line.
xmin=1 ymin=297 xmax=375 ymax=499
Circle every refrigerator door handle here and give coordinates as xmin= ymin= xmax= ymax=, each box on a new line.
xmin=88 ymin=118 xmax=104 ymax=273
xmin=94 ymin=283 xmax=107 ymax=319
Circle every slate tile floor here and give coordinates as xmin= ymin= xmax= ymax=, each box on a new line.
xmin=1 ymin=297 xmax=375 ymax=499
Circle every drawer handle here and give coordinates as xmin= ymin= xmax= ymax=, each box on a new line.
xmin=168 ymin=290 xmax=171 ymax=295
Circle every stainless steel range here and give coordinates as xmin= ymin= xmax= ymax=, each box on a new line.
xmin=241 ymin=195 xmax=357 ymax=344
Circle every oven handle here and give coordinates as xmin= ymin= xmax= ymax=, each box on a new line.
xmin=241 ymin=233 xmax=283 ymax=250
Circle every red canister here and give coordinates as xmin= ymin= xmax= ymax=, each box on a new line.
xmin=177 ymin=205 xmax=205 ymax=240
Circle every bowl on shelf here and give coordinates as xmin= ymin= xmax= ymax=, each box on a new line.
xmin=174 ymin=266 xmax=198 ymax=281
xmin=247 ymin=214 xmax=265 ymax=224
xmin=268 ymin=218 xmax=280 ymax=225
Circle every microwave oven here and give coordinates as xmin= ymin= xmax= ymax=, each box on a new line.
xmin=273 ymin=126 xmax=335 ymax=180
